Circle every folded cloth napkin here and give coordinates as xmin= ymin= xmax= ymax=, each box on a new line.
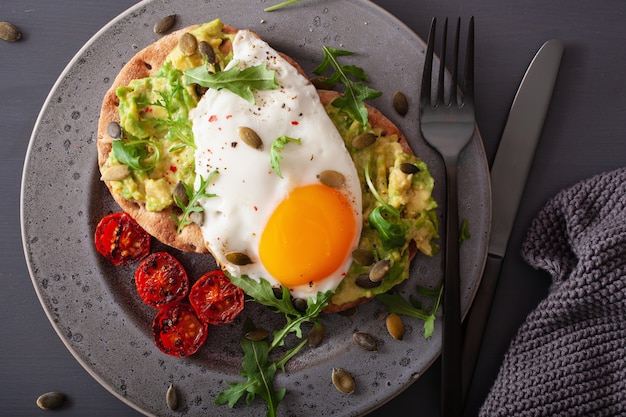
xmin=479 ymin=167 xmax=626 ymax=416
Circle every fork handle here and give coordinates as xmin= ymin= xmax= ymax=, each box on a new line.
xmin=441 ymin=161 xmax=463 ymax=417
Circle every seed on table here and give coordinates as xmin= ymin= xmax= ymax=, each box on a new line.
xmin=353 ymin=331 xmax=378 ymax=351
xmin=332 ymin=368 xmax=355 ymax=394
xmin=386 ymin=313 xmax=405 ymax=340
xmin=392 ymin=90 xmax=409 ymax=116
xmin=0 ymin=21 xmax=21 ymax=42
xmin=36 ymin=391 xmax=65 ymax=410
xmin=154 ymin=14 xmax=176 ymax=35
xmin=245 ymin=327 xmax=270 ymax=341
xmin=308 ymin=323 xmax=324 ymax=347
xmin=165 ymin=383 xmax=179 ymax=411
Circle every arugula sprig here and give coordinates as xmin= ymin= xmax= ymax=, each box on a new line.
xmin=184 ymin=63 xmax=279 ymax=104
xmin=112 ymin=139 xmax=160 ymax=171
xmin=149 ymin=85 xmax=195 ymax=150
xmin=217 ymin=274 xmax=333 ymax=417
xmin=377 ymin=281 xmax=444 ymax=339
xmin=313 ymin=46 xmax=382 ymax=127
xmin=264 ymin=0 xmax=301 ymax=12
xmin=172 ymin=170 xmax=218 ymax=233
xmin=364 ymin=162 xmax=407 ymax=250
xmin=270 ymin=136 xmax=302 ymax=178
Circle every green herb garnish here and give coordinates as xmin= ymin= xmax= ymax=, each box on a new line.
xmin=377 ymin=281 xmax=444 ymax=339
xmin=217 ymin=275 xmax=333 ymax=417
xmin=149 ymin=85 xmax=196 ymax=150
xmin=460 ymin=218 xmax=471 ymax=243
xmin=111 ymin=139 xmax=160 ymax=171
xmin=264 ymin=0 xmax=301 ymax=12
xmin=313 ymin=46 xmax=382 ymax=127
xmin=270 ymin=136 xmax=302 ymax=178
xmin=184 ymin=63 xmax=279 ymax=104
xmin=172 ymin=170 xmax=218 ymax=233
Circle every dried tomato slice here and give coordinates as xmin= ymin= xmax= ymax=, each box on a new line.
xmin=94 ymin=212 xmax=151 ymax=266
xmin=134 ymin=252 xmax=189 ymax=308
xmin=152 ymin=303 xmax=208 ymax=357
xmin=189 ymin=270 xmax=245 ymax=326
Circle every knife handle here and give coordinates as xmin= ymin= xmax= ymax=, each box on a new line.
xmin=461 ymin=253 xmax=503 ymax=406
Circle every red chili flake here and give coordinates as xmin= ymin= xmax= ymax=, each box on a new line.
xmin=169 ymin=165 xmax=177 ymax=173
xmin=291 ymin=121 xmax=299 ymax=126
xmin=226 ymin=114 xmax=233 ymax=119
xmin=209 ymin=115 xmax=218 ymax=123
xmin=253 ymin=206 xmax=258 ymax=211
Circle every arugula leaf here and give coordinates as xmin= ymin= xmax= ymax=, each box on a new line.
xmin=184 ymin=63 xmax=279 ymax=104
xmin=270 ymin=136 xmax=301 ymax=178
xmin=220 ymin=274 xmax=333 ymax=416
xmin=377 ymin=281 xmax=444 ymax=339
xmin=215 ymin=334 xmax=286 ymax=417
xmin=149 ymin=85 xmax=195 ymax=149
xmin=313 ymin=46 xmax=382 ymax=127
xmin=111 ymin=139 xmax=160 ymax=171
xmin=264 ymin=0 xmax=301 ymax=11
xmin=172 ymin=170 xmax=218 ymax=233
xmin=369 ymin=206 xmax=406 ymax=250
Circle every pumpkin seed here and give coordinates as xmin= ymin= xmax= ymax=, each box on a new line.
xmin=226 ymin=251 xmax=253 ymax=265
xmin=238 ymin=126 xmax=264 ymax=150
xmin=353 ymin=331 xmax=378 ymax=351
xmin=245 ymin=328 xmax=269 ymax=341
xmin=179 ymin=32 xmax=198 ymax=56
xmin=36 ymin=391 xmax=65 ymax=410
xmin=392 ymin=90 xmax=409 ymax=116
xmin=399 ymin=162 xmax=419 ymax=175
xmin=153 ymin=14 xmax=176 ymax=35
xmin=100 ymin=164 xmax=131 ymax=181
xmin=332 ymin=368 xmax=355 ymax=394
xmin=0 ymin=21 xmax=21 ymax=42
xmin=189 ymin=211 xmax=204 ymax=227
xmin=351 ymin=132 xmax=377 ymax=150
xmin=172 ymin=181 xmax=189 ymax=206
xmin=106 ymin=121 xmax=122 ymax=139
xmin=165 ymin=383 xmax=179 ymax=411
xmin=198 ymin=40 xmax=216 ymax=64
xmin=386 ymin=313 xmax=405 ymax=340
xmin=352 ymin=248 xmax=375 ymax=266
xmin=355 ymin=274 xmax=381 ymax=289
xmin=317 ymin=170 xmax=345 ymax=188
xmin=293 ymin=297 xmax=308 ymax=312
xmin=308 ymin=323 xmax=324 ymax=347
xmin=369 ymin=259 xmax=391 ymax=283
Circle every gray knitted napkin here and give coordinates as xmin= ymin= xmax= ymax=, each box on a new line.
xmin=479 ymin=167 xmax=626 ymax=416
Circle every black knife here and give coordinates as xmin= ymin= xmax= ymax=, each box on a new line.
xmin=461 ymin=39 xmax=564 ymax=404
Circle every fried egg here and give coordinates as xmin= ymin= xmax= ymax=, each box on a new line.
xmin=190 ymin=30 xmax=362 ymax=300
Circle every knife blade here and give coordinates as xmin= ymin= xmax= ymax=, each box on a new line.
xmin=461 ymin=39 xmax=564 ymax=404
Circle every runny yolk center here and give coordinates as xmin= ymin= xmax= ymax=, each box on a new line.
xmin=259 ymin=184 xmax=357 ymax=287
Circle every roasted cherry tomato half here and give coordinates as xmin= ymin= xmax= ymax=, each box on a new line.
xmin=94 ymin=212 xmax=151 ymax=266
xmin=152 ymin=303 xmax=208 ymax=357
xmin=134 ymin=252 xmax=189 ymax=308
xmin=189 ymin=270 xmax=245 ymax=326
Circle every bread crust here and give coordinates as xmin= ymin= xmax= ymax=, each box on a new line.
xmin=97 ymin=24 xmax=417 ymax=310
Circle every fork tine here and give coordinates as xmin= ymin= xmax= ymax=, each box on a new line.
xmin=421 ymin=17 xmax=436 ymax=108
xmin=451 ymin=17 xmax=460 ymax=106
xmin=437 ymin=18 xmax=448 ymax=106
xmin=464 ymin=16 xmax=475 ymax=101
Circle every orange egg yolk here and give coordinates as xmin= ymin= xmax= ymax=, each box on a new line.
xmin=259 ymin=184 xmax=358 ymax=288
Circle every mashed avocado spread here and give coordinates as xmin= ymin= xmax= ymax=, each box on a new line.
xmin=102 ymin=18 xmax=438 ymax=305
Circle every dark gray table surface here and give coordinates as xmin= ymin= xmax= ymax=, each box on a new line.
xmin=2 ymin=0 xmax=625 ymax=415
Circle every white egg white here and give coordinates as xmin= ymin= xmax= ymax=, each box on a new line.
xmin=190 ymin=30 xmax=362 ymax=300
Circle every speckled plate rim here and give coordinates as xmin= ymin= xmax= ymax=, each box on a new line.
xmin=20 ymin=0 xmax=490 ymax=416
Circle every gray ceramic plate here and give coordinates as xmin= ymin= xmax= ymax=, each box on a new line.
xmin=21 ymin=0 xmax=490 ymax=416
